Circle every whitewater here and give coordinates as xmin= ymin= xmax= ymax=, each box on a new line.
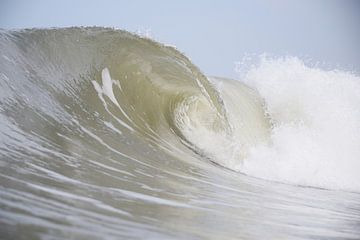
xmin=0 ymin=27 xmax=359 ymax=239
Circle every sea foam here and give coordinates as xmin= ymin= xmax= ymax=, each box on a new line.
xmin=234 ymin=57 xmax=360 ymax=191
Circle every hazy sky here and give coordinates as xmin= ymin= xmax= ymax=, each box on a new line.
xmin=1 ymin=0 xmax=359 ymax=78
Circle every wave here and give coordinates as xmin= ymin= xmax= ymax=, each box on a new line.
xmin=1 ymin=27 xmax=360 ymax=239
xmin=1 ymin=27 xmax=360 ymax=192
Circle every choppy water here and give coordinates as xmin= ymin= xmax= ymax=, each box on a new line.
xmin=0 ymin=27 xmax=360 ymax=239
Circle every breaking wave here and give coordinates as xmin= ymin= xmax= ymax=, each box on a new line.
xmin=1 ymin=27 xmax=360 ymax=239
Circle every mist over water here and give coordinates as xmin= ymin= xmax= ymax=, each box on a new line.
xmin=0 ymin=28 xmax=360 ymax=239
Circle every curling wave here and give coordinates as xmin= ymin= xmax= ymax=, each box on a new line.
xmin=1 ymin=27 xmax=360 ymax=239
xmin=1 ymin=27 xmax=360 ymax=191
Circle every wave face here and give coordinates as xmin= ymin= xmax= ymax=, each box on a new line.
xmin=0 ymin=27 xmax=360 ymax=239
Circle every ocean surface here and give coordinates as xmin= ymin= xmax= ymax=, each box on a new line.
xmin=0 ymin=27 xmax=360 ymax=239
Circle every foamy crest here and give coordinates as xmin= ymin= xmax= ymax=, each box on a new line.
xmin=235 ymin=57 xmax=360 ymax=191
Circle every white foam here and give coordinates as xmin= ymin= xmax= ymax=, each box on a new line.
xmin=234 ymin=57 xmax=360 ymax=192
xmin=101 ymin=68 xmax=120 ymax=107
xmin=92 ymin=68 xmax=134 ymax=132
